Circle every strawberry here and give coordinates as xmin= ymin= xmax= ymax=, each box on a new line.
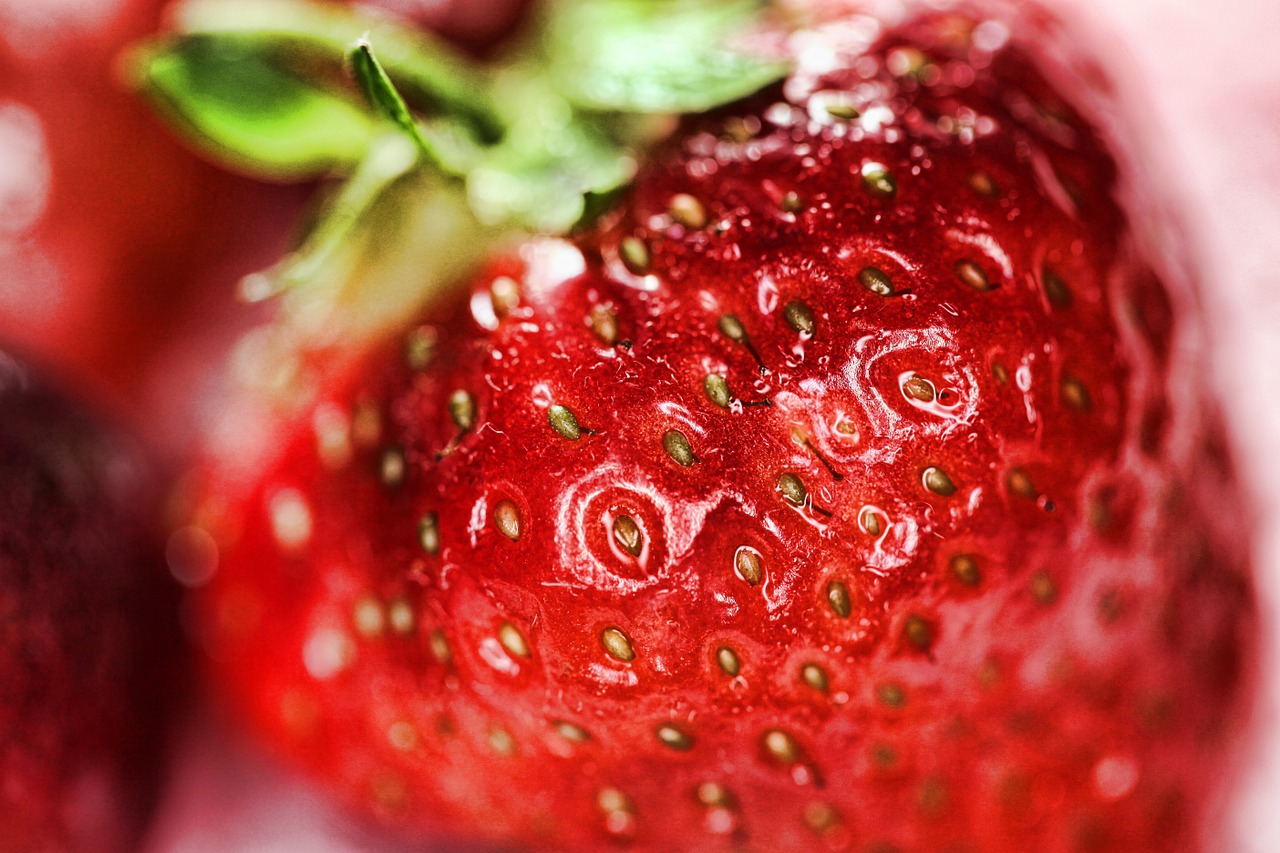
xmin=0 ymin=351 xmax=177 ymax=852
xmin=174 ymin=2 xmax=1256 ymax=851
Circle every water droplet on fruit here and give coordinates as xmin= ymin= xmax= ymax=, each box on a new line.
xmin=734 ymin=546 xmax=764 ymax=586
xmin=494 ymin=499 xmax=522 ymax=541
xmin=601 ymin=627 xmax=636 ymax=662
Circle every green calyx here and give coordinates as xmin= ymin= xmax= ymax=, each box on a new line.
xmin=126 ymin=0 xmax=789 ymax=342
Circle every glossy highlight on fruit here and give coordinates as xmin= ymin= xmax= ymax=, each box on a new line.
xmin=190 ymin=5 xmax=1257 ymax=851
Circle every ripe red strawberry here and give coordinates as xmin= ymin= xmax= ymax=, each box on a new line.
xmin=188 ymin=5 xmax=1257 ymax=851
xmin=0 ymin=351 xmax=177 ymax=852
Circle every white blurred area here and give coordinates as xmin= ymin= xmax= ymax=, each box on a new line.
xmin=1057 ymin=2 xmax=1280 ymax=851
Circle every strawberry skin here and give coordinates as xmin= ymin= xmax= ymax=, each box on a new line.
xmin=0 ymin=353 xmax=177 ymax=852
xmin=194 ymin=7 xmax=1257 ymax=852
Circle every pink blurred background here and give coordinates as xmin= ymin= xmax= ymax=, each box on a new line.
xmin=2 ymin=0 xmax=1278 ymax=850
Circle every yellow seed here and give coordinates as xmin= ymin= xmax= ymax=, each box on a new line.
xmin=800 ymin=663 xmax=829 ymax=693
xmin=494 ymin=499 xmax=522 ymax=541
xmin=669 ymin=193 xmax=707 ymax=229
xmin=612 ymin=515 xmax=643 ymax=557
xmin=859 ymin=506 xmax=883 ymax=537
xmin=704 ymin=374 xmax=732 ymax=408
xmin=590 ymin=304 xmax=619 ymax=345
xmin=554 ymin=720 xmax=590 ymax=743
xmin=903 ymin=376 xmax=936 ymax=402
xmin=777 ymin=472 xmax=807 ymax=506
xmin=663 ymin=429 xmax=697 ymax=466
xmin=448 ymin=390 xmax=475 ymax=431
xmin=783 ymin=301 xmax=816 ymax=336
xmin=548 ymin=404 xmax=583 ymax=440
xmin=1007 ymin=468 xmax=1037 ymax=499
xmin=601 ymin=627 xmax=636 ymax=662
xmin=861 ymin=162 xmax=897 ymax=198
xmin=923 ymin=466 xmax=956 ymax=496
xmin=904 ymin=615 xmax=934 ymax=651
xmin=715 ymin=645 xmax=740 ymax=676
xmin=696 ymin=781 xmax=733 ymax=808
xmin=955 ymin=259 xmax=994 ymax=292
xmin=859 ymin=265 xmax=894 ymax=296
xmin=620 ymin=236 xmax=650 ymax=274
xmin=826 ymin=581 xmax=852 ymax=618
xmin=498 ymin=621 xmax=530 ymax=659
xmin=428 ymin=629 xmax=451 ymax=664
xmin=763 ymin=728 xmax=800 ymax=763
xmin=968 ymin=170 xmax=1000 ymax=198
xmin=734 ymin=547 xmax=764 ymax=586
xmin=656 ymin=723 xmax=693 ymax=751
xmin=417 ymin=512 xmax=440 ymax=555
xmin=1062 ymin=377 xmax=1092 ymax=411
xmin=950 ymin=554 xmax=981 ymax=587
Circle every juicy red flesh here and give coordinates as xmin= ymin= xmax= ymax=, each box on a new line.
xmin=197 ymin=9 xmax=1256 ymax=852
xmin=0 ymin=353 xmax=175 ymax=852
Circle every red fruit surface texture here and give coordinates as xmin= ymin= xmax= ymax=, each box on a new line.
xmin=192 ymin=7 xmax=1257 ymax=852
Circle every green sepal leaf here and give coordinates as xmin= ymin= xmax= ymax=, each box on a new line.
xmin=130 ymin=35 xmax=376 ymax=181
xmin=466 ymin=74 xmax=637 ymax=233
xmin=544 ymin=0 xmax=789 ymax=114
xmin=171 ymin=0 xmax=503 ymax=142
xmin=348 ymin=39 xmax=436 ymax=162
